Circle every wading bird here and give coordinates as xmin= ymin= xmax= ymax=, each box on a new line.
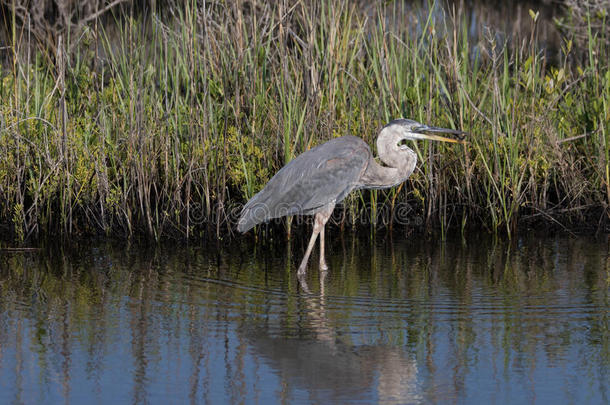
xmin=237 ymin=119 xmax=466 ymax=276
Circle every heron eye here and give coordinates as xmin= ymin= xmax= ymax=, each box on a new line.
xmin=397 ymin=139 xmax=409 ymax=149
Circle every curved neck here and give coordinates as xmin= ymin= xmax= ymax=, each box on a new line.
xmin=359 ymin=148 xmax=417 ymax=189
xmin=376 ymin=127 xmax=406 ymax=168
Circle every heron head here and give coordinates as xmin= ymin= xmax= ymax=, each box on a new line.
xmin=383 ymin=118 xmax=467 ymax=149
xmin=376 ymin=118 xmax=467 ymax=167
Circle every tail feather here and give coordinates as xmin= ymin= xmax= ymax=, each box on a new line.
xmin=237 ymin=210 xmax=257 ymax=233
xmin=237 ymin=200 xmax=271 ymax=233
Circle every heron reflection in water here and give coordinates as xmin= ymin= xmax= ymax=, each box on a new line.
xmin=241 ymin=268 xmax=421 ymax=403
xmin=238 ymin=119 xmax=466 ymax=275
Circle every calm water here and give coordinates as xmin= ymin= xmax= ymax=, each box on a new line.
xmin=0 ymin=234 xmax=608 ymax=404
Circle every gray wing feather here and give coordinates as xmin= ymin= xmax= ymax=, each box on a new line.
xmin=237 ymin=136 xmax=370 ymax=232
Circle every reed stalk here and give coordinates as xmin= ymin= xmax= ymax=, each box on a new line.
xmin=0 ymin=0 xmax=608 ymax=241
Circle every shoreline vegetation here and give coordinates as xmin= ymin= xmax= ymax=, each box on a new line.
xmin=0 ymin=0 xmax=608 ymax=243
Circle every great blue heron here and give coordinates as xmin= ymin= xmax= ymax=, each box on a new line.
xmin=237 ymin=118 xmax=466 ymax=275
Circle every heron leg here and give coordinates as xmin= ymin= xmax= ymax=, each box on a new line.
xmin=319 ymin=226 xmax=328 ymax=271
xmin=297 ymin=203 xmax=335 ymax=276
xmin=297 ymin=226 xmax=321 ymax=276
xmin=316 ymin=204 xmax=334 ymax=271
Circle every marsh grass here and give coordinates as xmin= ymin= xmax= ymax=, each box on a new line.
xmin=0 ymin=0 xmax=608 ymax=242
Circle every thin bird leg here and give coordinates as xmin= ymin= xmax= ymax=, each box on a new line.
xmin=297 ymin=226 xmax=321 ymax=276
xmin=297 ymin=203 xmax=335 ymax=276
xmin=319 ymin=226 xmax=328 ymax=271
xmin=316 ymin=203 xmax=334 ymax=272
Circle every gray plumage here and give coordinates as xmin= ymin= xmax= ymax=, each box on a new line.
xmin=237 ymin=136 xmax=370 ymax=233
xmin=237 ymin=118 xmax=465 ymax=276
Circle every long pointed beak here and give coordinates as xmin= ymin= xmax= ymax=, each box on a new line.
xmin=410 ymin=125 xmax=468 ymax=143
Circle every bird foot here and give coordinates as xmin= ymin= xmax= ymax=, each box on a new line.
xmin=297 ymin=265 xmax=307 ymax=277
xmin=319 ymin=260 xmax=328 ymax=271
xmin=297 ymin=273 xmax=312 ymax=294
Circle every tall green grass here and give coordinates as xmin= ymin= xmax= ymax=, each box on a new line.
xmin=0 ymin=0 xmax=608 ymax=242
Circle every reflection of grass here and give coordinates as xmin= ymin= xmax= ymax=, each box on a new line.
xmin=0 ymin=235 xmax=607 ymax=389
xmin=0 ymin=1 xmax=608 ymax=241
